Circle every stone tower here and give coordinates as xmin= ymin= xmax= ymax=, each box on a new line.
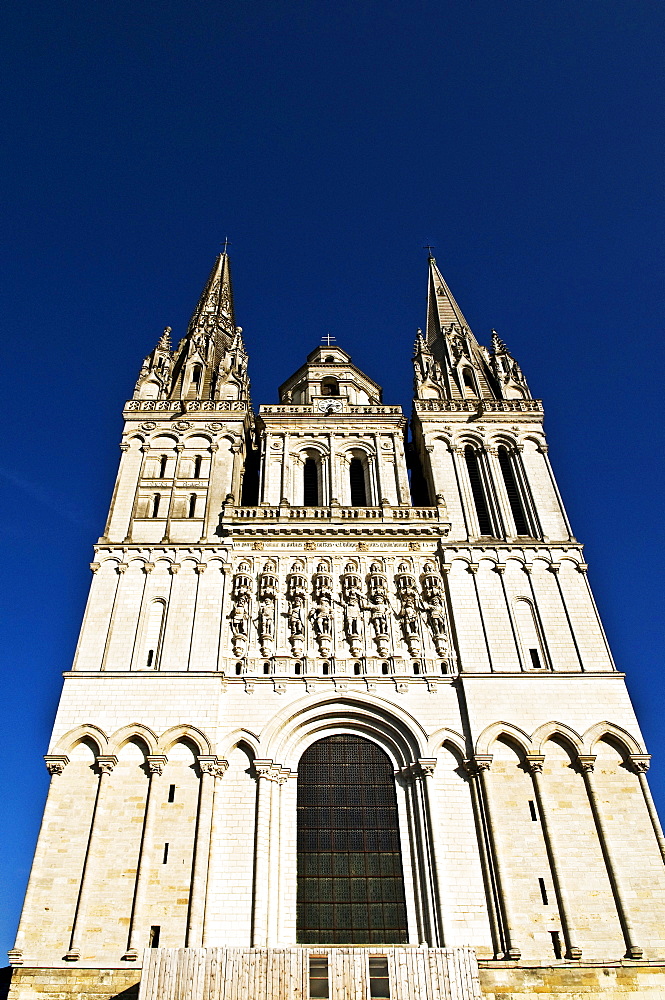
xmin=7 ymin=253 xmax=665 ymax=1000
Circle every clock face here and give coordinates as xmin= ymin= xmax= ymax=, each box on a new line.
xmin=317 ymin=399 xmax=343 ymax=414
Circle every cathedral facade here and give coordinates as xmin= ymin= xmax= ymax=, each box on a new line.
xmin=7 ymin=253 xmax=665 ymax=999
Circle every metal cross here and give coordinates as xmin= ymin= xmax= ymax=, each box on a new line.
xmin=423 ymin=244 xmax=436 ymax=257
xmin=321 ymin=333 xmax=336 ymax=346
xmin=222 ymin=237 xmax=232 ymax=254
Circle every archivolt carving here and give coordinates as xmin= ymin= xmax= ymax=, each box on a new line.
xmin=52 ymin=724 xmax=109 ymax=757
xmin=108 ymin=724 xmax=158 ymax=755
xmin=475 ymin=722 xmax=533 ymax=757
xmin=261 ymin=691 xmax=428 ymax=770
xmin=583 ymin=721 xmax=643 ymax=758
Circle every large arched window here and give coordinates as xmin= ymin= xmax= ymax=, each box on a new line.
xmin=303 ymin=458 xmax=320 ymax=506
xmin=349 ymin=458 xmax=367 ymax=506
xmin=464 ymin=446 xmax=493 ymax=536
xmin=497 ymin=446 xmax=530 ymax=536
xmin=297 ymin=734 xmax=408 ymax=944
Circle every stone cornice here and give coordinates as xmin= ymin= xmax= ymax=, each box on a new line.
xmin=414 ymin=398 xmax=543 ymax=415
xmin=125 ymin=399 xmax=249 ymax=414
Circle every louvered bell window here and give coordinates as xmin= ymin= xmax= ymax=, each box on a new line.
xmin=497 ymin=446 xmax=529 ymax=536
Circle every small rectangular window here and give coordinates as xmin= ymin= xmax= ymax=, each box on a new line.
xmin=529 ymin=648 xmax=542 ymax=669
xmin=528 ymin=800 xmax=538 ymax=821
xmin=162 ymin=843 xmax=169 ymax=864
xmin=538 ymin=877 xmax=549 ymax=905
xmin=369 ymin=956 xmax=390 ymax=999
xmin=168 ymin=785 xmax=175 ymax=803
xmin=550 ymin=930 xmax=562 ymax=959
xmin=149 ymin=925 xmax=160 ymax=948
xmin=309 ymin=956 xmax=329 ymax=999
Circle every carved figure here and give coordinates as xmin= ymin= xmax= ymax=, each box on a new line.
xmin=256 ymin=598 xmax=275 ymax=656
xmin=228 ymin=593 xmax=250 ymax=656
xmin=367 ymin=586 xmax=390 ymax=657
xmin=287 ymin=598 xmax=305 ymax=635
xmin=421 ymin=569 xmax=451 ymax=658
xmin=284 ymin=594 xmax=306 ymax=657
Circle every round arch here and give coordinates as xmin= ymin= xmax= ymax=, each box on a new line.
xmin=261 ymin=692 xmax=427 ymax=771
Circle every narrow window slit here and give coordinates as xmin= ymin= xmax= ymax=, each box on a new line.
xmin=529 ymin=648 xmax=542 ymax=669
xmin=550 ymin=930 xmax=562 ymax=959
xmin=538 ymin=877 xmax=549 ymax=905
xmin=168 ymin=785 xmax=175 ymax=803
xmin=162 ymin=843 xmax=169 ymax=864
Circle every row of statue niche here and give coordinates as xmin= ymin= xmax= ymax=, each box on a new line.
xmin=227 ymin=561 xmax=451 ymax=661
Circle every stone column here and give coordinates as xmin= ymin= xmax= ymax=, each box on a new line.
xmin=202 ymin=442 xmax=220 ymax=541
xmin=464 ymin=759 xmax=503 ymax=958
xmin=123 ymin=754 xmax=168 ymax=960
xmin=526 ymin=755 xmax=581 ymax=959
xmin=9 ymin=757 xmax=70 ymax=964
xmin=186 ymin=756 xmax=227 ymax=947
xmin=415 ymin=759 xmax=444 ymax=946
xmin=100 ymin=562 xmax=128 ymax=671
xmin=449 ymin=446 xmax=473 ymax=538
xmin=547 ymin=563 xmax=585 ymax=671
xmin=252 ymin=760 xmax=276 ymax=946
xmin=578 ymin=755 xmax=643 ymax=959
xmin=267 ymin=768 xmax=289 ymax=945
xmin=469 ymin=756 xmax=521 ymax=960
xmin=493 ymin=563 xmax=526 ymax=671
xmin=399 ymin=761 xmax=441 ymax=946
xmin=394 ymin=434 xmax=411 ymax=505
xmin=629 ymin=756 xmax=665 ymax=864
xmin=230 ymin=436 xmax=244 ymax=501
xmin=186 ymin=562 xmax=207 ymax=671
xmin=65 ymin=755 xmax=118 ymax=960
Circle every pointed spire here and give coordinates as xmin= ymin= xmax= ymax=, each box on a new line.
xmin=187 ymin=251 xmax=236 ymax=345
xmin=425 ymin=256 xmax=473 ymax=345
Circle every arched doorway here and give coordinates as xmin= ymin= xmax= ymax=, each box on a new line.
xmin=296 ymin=734 xmax=408 ymax=944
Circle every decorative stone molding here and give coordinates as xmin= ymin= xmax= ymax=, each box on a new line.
xmin=96 ymin=755 xmax=118 ymax=774
xmin=44 ymin=754 xmax=69 ymax=776
xmin=466 ymin=755 xmax=493 ymax=774
xmin=525 ymin=755 xmax=545 ymax=774
xmin=146 ymin=755 xmax=168 ymax=775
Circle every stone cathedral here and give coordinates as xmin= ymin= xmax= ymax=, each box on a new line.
xmin=7 ymin=253 xmax=665 ymax=1000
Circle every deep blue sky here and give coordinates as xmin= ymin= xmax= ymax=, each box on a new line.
xmin=1 ymin=0 xmax=663 ymax=953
